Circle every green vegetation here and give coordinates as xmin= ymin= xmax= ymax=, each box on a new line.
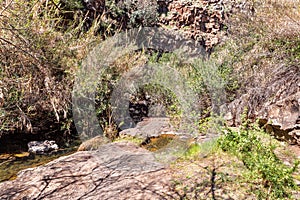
xmin=184 ymin=139 xmax=218 ymax=159
xmin=169 ymin=122 xmax=299 ymax=199
xmin=135 ymin=83 xmax=182 ymax=117
xmin=0 ymin=0 xmax=160 ymax=141
xmin=1 ymin=0 xmax=300 ymax=198
xmin=218 ymin=123 xmax=299 ymax=199
xmin=114 ymin=135 xmax=144 ymax=146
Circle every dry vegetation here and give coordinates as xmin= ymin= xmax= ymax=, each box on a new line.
xmin=0 ymin=0 xmax=159 ymax=143
xmin=0 ymin=0 xmax=299 ymax=151
xmin=0 ymin=0 xmax=98 ymax=140
xmin=0 ymin=0 xmax=299 ymax=199
xmin=210 ymin=0 xmax=300 ymax=122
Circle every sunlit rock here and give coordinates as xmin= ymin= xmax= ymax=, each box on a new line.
xmin=27 ymin=140 xmax=59 ymax=154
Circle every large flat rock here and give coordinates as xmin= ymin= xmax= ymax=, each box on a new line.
xmin=119 ymin=117 xmax=175 ymax=139
xmin=0 ymin=142 xmax=178 ymax=199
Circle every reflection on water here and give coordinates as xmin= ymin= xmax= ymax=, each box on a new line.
xmin=141 ymin=134 xmax=176 ymax=152
xmin=0 ymin=147 xmax=77 ymax=182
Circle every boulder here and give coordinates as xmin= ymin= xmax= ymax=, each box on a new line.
xmin=0 ymin=142 xmax=178 ymax=199
xmin=27 ymin=140 xmax=59 ymax=154
xmin=258 ymin=92 xmax=299 ymax=131
xmin=119 ymin=117 xmax=175 ymax=139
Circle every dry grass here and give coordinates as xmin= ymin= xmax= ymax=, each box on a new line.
xmin=0 ymin=0 xmax=99 ymax=137
xmin=255 ymin=0 xmax=300 ymax=37
xmin=229 ymin=0 xmax=300 ymax=40
xmin=210 ymin=0 xmax=300 ymax=107
xmin=170 ymin=151 xmax=256 ymax=199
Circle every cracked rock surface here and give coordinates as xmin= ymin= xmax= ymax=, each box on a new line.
xmin=0 ymin=142 xmax=178 ymax=199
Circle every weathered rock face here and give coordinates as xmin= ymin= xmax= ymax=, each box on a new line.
xmin=158 ymin=0 xmax=254 ymax=51
xmin=258 ymin=92 xmax=300 ymax=144
xmin=258 ymin=92 xmax=299 ymax=131
xmin=81 ymin=0 xmax=253 ymax=51
xmin=222 ymin=65 xmax=300 ymax=144
xmin=0 ymin=142 xmax=178 ymax=199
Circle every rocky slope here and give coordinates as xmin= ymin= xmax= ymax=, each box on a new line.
xmin=222 ymin=65 xmax=300 ymax=144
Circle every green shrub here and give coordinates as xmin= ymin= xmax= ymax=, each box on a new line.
xmin=218 ymin=123 xmax=298 ymax=199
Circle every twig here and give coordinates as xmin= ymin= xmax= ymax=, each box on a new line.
xmin=0 ymin=156 xmax=15 ymax=166
xmin=0 ymin=0 xmax=13 ymax=16
xmin=16 ymin=104 xmax=32 ymax=133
